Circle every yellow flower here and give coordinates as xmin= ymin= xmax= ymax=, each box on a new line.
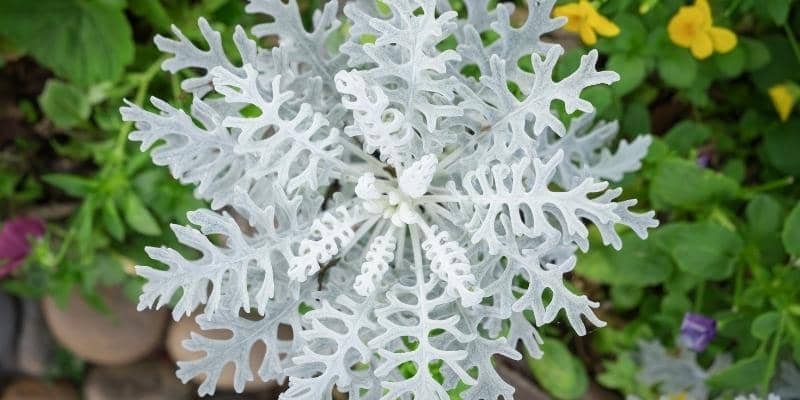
xmin=668 ymin=0 xmax=737 ymax=59
xmin=553 ymin=0 xmax=620 ymax=45
xmin=768 ymin=83 xmax=798 ymax=122
xmin=669 ymin=393 xmax=689 ymax=400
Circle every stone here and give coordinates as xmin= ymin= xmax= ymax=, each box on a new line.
xmin=211 ymin=385 xmax=285 ymax=400
xmin=1 ymin=378 xmax=79 ymax=400
xmin=42 ymin=286 xmax=168 ymax=366
xmin=165 ymin=315 xmax=281 ymax=393
xmin=83 ymin=360 xmax=191 ymax=400
xmin=15 ymin=299 xmax=56 ymax=376
xmin=0 ymin=292 xmax=16 ymax=374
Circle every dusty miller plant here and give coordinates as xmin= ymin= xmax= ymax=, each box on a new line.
xmin=121 ymin=0 xmax=658 ymax=398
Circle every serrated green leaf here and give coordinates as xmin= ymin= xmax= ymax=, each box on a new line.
xmin=527 ymin=339 xmax=588 ymax=400
xmin=38 ymin=79 xmax=90 ymax=129
xmin=650 ymin=158 xmax=739 ymax=211
xmin=783 ymin=203 xmax=800 ymax=257
xmin=0 ymin=0 xmax=134 ymax=85
xmin=707 ymin=355 xmax=768 ymax=391
xmin=42 ymin=173 xmax=95 ymax=197
xmin=122 ymin=192 xmax=161 ymax=236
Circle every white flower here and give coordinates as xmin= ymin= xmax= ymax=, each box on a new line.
xmin=121 ymin=0 xmax=658 ymax=398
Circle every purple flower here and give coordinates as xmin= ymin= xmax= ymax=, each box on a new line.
xmin=680 ymin=312 xmax=716 ymax=352
xmin=0 ymin=217 xmax=45 ymax=278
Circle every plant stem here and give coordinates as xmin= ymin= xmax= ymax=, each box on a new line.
xmin=732 ymin=262 xmax=744 ymax=311
xmin=762 ymin=313 xmax=786 ymax=396
xmin=786 ymin=25 xmax=800 ymax=66
xmin=694 ymin=281 xmax=706 ymax=312
xmin=111 ymin=57 xmax=165 ymax=163
xmin=742 ymin=176 xmax=795 ymax=199
xmin=51 ymin=57 xmax=164 ymax=268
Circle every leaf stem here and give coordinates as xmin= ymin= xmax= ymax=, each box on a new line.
xmin=111 ymin=57 xmax=166 ymax=163
xmin=761 ymin=313 xmax=786 ymax=396
xmin=786 ymin=25 xmax=800 ymax=66
xmin=693 ymin=281 xmax=705 ymax=312
xmin=741 ymin=176 xmax=795 ymax=199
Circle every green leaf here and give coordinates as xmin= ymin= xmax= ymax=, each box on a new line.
xmin=653 ymin=222 xmax=743 ymax=280
xmin=622 ymin=101 xmax=652 ymax=135
xmin=610 ymin=285 xmax=643 ymax=310
xmin=122 ymin=192 xmax=161 ymax=236
xmin=606 ymin=232 xmax=674 ymax=286
xmin=101 ymin=199 xmax=125 ymax=241
xmin=663 ymin=121 xmax=711 ymax=156
xmin=0 ymin=0 xmax=134 ymax=85
xmin=714 ymin=45 xmax=746 ymax=78
xmin=746 ymin=194 xmax=784 ymax=237
xmin=741 ymin=38 xmax=771 ymax=72
xmin=38 ymin=79 xmax=90 ymax=129
xmin=658 ymin=46 xmax=697 ymax=88
xmin=42 ymin=173 xmax=95 ymax=197
xmin=527 ymin=340 xmax=588 ymax=400
xmin=602 ymin=14 xmax=647 ymax=53
xmin=751 ymin=36 xmax=800 ymax=89
xmin=764 ymin=120 xmax=800 ymax=176
xmin=751 ymin=311 xmax=781 ymax=341
xmin=767 ymin=0 xmax=793 ymax=25
xmin=783 ymin=203 xmax=800 ymax=257
xmin=608 ymin=54 xmax=647 ymax=96
xmin=75 ymin=201 xmax=96 ymax=256
xmin=128 ymin=0 xmax=172 ymax=32
xmin=582 ymin=85 xmax=613 ymax=116
xmin=707 ymin=355 xmax=768 ymax=391
xmin=650 ymin=158 xmax=739 ymax=211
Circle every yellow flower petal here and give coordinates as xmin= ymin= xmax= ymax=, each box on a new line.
xmin=694 ymin=0 xmax=713 ymax=27
xmin=769 ymin=84 xmax=797 ymax=122
xmin=689 ymin=32 xmax=714 ymax=59
xmin=580 ymin=24 xmax=598 ymax=45
xmin=590 ymin=13 xmax=620 ymax=37
xmin=554 ymin=0 xmax=617 ymax=44
xmin=709 ymin=26 xmax=737 ymax=53
xmin=553 ymin=3 xmax=585 ymax=33
xmin=668 ymin=7 xmax=705 ymax=48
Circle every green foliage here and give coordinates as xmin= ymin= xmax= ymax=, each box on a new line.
xmin=0 ymin=0 xmax=245 ymax=306
xmin=783 ymin=203 xmax=800 ymax=257
xmin=570 ymin=0 xmax=800 ymax=398
xmin=1 ymin=0 xmax=800 ymax=397
xmin=527 ymin=340 xmax=589 ymax=400
xmin=707 ymin=355 xmax=768 ymax=391
xmin=0 ymin=0 xmax=134 ymax=86
xmin=649 ymin=158 xmax=739 ymax=211
xmin=38 ymin=80 xmax=91 ymax=129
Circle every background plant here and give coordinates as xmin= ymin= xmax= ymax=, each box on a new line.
xmin=0 ymin=0 xmax=798 ymax=399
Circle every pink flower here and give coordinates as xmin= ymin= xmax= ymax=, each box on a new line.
xmin=0 ymin=217 xmax=45 ymax=278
